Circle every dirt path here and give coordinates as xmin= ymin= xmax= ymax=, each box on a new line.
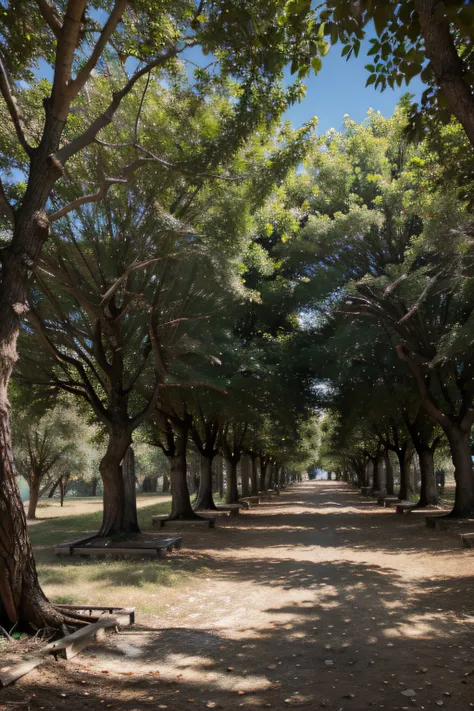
xmin=4 ymin=481 xmax=474 ymax=711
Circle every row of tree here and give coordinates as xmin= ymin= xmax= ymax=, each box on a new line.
xmin=0 ymin=0 xmax=473 ymax=630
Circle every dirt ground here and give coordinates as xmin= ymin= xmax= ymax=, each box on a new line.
xmin=3 ymin=481 xmax=474 ymax=711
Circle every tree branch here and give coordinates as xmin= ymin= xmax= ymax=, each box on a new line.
xmin=0 ymin=58 xmax=32 ymax=155
xmin=55 ymin=43 xmax=196 ymax=164
xmin=68 ymin=0 xmax=128 ymax=99
xmin=51 ymin=0 xmax=87 ymax=118
xmin=0 ymin=178 xmax=14 ymax=221
xmin=396 ymin=344 xmax=452 ymax=431
xmin=35 ymin=0 xmax=62 ymax=37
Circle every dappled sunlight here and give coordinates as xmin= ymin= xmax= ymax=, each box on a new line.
xmin=7 ymin=482 xmax=474 ymax=710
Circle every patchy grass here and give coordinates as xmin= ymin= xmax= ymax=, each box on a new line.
xmin=32 ymin=492 xmax=172 ymax=520
xmin=30 ymin=496 xmax=213 ymax=615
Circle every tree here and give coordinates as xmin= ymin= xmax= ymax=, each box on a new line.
xmin=316 ymin=1 xmax=474 ymax=146
xmin=0 ymin=0 xmax=328 ymax=628
xmin=13 ymin=404 xmax=85 ymax=518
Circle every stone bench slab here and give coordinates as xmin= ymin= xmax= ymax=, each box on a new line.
xmin=152 ymin=515 xmax=216 ymax=529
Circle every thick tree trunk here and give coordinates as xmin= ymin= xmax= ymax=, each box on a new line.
xmin=162 ymin=471 xmax=170 ymax=492
xmin=385 ymin=454 xmax=394 ymax=496
xmin=397 ymin=449 xmax=414 ymax=501
xmin=415 ymin=0 xmax=474 ymax=149
xmin=241 ymin=455 xmax=250 ymax=497
xmin=0 ymin=382 xmax=61 ymax=627
xmin=168 ymin=433 xmax=197 ymax=519
xmin=27 ymin=478 xmax=40 ymax=521
xmin=446 ymin=426 xmax=474 ymax=518
xmin=142 ymin=476 xmax=158 ymax=492
xmin=194 ymin=455 xmax=217 ymax=510
xmin=122 ymin=446 xmax=139 ymax=532
xmin=225 ymin=457 xmax=239 ymax=504
xmin=278 ymin=466 xmax=284 ymax=487
xmin=416 ymin=448 xmax=438 ymax=508
xmin=98 ymin=428 xmax=133 ymax=537
xmin=249 ymin=455 xmax=259 ymax=495
xmin=373 ymin=456 xmax=386 ymax=494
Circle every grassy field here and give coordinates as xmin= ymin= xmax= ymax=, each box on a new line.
xmin=29 ymin=494 xmax=211 ymax=615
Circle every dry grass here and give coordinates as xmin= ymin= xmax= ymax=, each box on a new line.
xmin=29 ymin=494 xmax=211 ymax=614
xmin=30 ymin=492 xmax=172 ymax=521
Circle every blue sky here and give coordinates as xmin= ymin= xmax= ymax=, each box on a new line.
xmin=283 ymin=37 xmax=425 ymax=134
xmin=36 ymin=30 xmax=425 ymax=137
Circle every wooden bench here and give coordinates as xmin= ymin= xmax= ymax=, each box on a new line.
xmin=55 ymin=605 xmax=135 ymax=625
xmin=55 ymin=533 xmax=99 ymax=556
xmin=152 ymin=515 xmax=216 ymax=529
xmin=56 ymin=536 xmax=182 ymax=559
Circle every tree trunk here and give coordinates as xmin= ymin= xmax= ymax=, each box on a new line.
xmin=259 ymin=459 xmax=268 ymax=491
xmin=98 ymin=428 xmax=133 ymax=537
xmin=168 ymin=432 xmax=198 ymax=519
xmin=48 ymin=478 xmax=60 ymax=498
xmin=385 ymin=454 xmax=394 ymax=496
xmin=250 ymin=455 xmax=259 ymax=495
xmin=59 ymin=475 xmax=70 ymax=507
xmin=162 ymin=471 xmax=170 ymax=492
xmin=416 ymin=448 xmax=438 ymax=508
xmin=0 ymin=386 xmax=61 ymax=627
xmin=0 ymin=112 xmax=68 ymax=627
xmin=194 ymin=455 xmax=217 ymax=510
xmin=225 ymin=457 xmax=239 ymax=504
xmin=142 ymin=476 xmax=158 ymax=492
xmin=397 ymin=448 xmax=414 ymax=501
xmin=27 ymin=477 xmax=40 ymax=521
xmin=373 ymin=456 xmax=386 ymax=494
xmin=122 ymin=446 xmax=139 ymax=532
xmin=91 ymin=477 xmax=99 ymax=496
xmin=241 ymin=455 xmax=250 ymax=497
xmin=217 ymin=456 xmax=224 ymax=499
xmin=415 ymin=0 xmax=474 ymax=149
xmin=446 ymin=426 xmax=474 ymax=518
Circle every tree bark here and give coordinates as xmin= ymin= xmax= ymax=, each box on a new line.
xmin=445 ymin=426 xmax=474 ymax=517
xmin=397 ymin=448 xmax=414 ymax=501
xmin=168 ymin=431 xmax=197 ymax=519
xmin=48 ymin=478 xmax=60 ymax=498
xmin=259 ymin=458 xmax=268 ymax=491
xmin=0 ymin=390 xmax=63 ymax=627
xmin=415 ymin=0 xmax=474 ymax=149
xmin=225 ymin=457 xmax=239 ymax=504
xmin=250 ymin=455 xmax=259 ymax=495
xmin=194 ymin=455 xmax=217 ymax=511
xmin=416 ymin=448 xmax=438 ymax=508
xmin=27 ymin=477 xmax=40 ymax=521
xmin=373 ymin=455 xmax=386 ymax=494
xmin=241 ymin=455 xmax=250 ymax=497
xmin=59 ymin=475 xmax=70 ymax=507
xmin=122 ymin=446 xmax=139 ymax=533
xmin=91 ymin=477 xmax=99 ymax=496
xmin=217 ymin=456 xmax=224 ymax=499
xmin=162 ymin=471 xmax=170 ymax=492
xmin=385 ymin=454 xmax=394 ymax=496
xmin=98 ymin=427 xmax=133 ymax=537
xmin=142 ymin=476 xmax=158 ymax=492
